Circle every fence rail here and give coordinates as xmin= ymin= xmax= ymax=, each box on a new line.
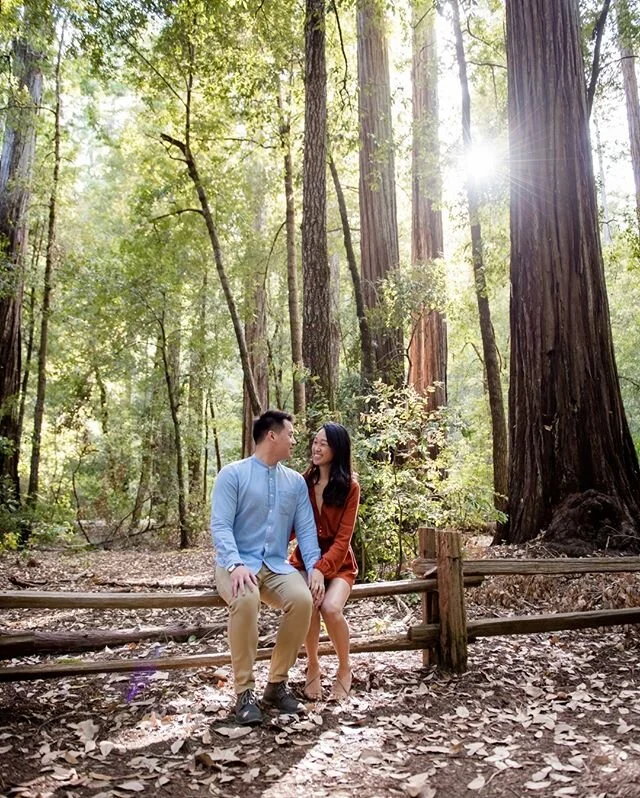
xmin=1 ymin=527 xmax=639 ymax=682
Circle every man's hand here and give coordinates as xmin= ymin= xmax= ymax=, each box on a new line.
xmin=308 ymin=568 xmax=325 ymax=608
xmin=230 ymin=565 xmax=258 ymax=598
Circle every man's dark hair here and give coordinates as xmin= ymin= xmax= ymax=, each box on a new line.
xmin=253 ymin=409 xmax=293 ymax=444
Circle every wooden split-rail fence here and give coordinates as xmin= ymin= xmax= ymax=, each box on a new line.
xmin=1 ymin=527 xmax=640 ymax=682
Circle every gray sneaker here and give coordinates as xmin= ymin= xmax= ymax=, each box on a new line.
xmin=235 ymin=689 xmax=262 ymax=726
xmin=262 ymin=681 xmax=306 ymax=715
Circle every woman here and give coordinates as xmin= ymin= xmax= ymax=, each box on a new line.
xmin=290 ymin=422 xmax=360 ymax=701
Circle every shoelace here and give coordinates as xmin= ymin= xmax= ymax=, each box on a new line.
xmin=239 ymin=690 xmax=256 ymax=708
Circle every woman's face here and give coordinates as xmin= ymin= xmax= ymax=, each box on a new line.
xmin=311 ymin=427 xmax=334 ymax=468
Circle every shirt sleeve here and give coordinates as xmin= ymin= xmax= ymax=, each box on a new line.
xmin=210 ymin=466 xmax=242 ymax=569
xmin=292 ymin=477 xmax=321 ymax=573
xmin=315 ymin=481 xmax=360 ymax=579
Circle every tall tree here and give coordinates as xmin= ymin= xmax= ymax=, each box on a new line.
xmin=28 ymin=24 xmax=66 ymax=507
xmin=617 ymin=0 xmax=640 ymax=230
xmin=0 ymin=36 xmax=43 ymax=501
xmin=409 ymin=1 xmax=446 ymax=407
xmin=451 ymin=0 xmax=507 ymax=514
xmin=357 ymin=0 xmax=403 ymax=386
xmin=302 ymin=0 xmax=335 ymax=411
xmin=504 ymin=0 xmax=640 ymax=548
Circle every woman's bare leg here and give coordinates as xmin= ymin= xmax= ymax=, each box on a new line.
xmin=303 ymin=608 xmax=323 ymax=699
xmin=320 ymin=578 xmax=352 ymax=699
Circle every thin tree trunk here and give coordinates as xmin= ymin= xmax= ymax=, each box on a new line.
xmin=159 ymin=38 xmax=261 ymax=417
xmin=617 ymin=0 xmax=640 ymax=231
xmin=302 ymin=0 xmax=335 ymax=412
xmin=329 ymin=154 xmax=375 ymax=384
xmin=593 ymin=114 xmax=612 ymax=244
xmin=17 ymin=222 xmax=44 ymax=447
xmin=357 ymin=0 xmax=403 ymax=386
xmin=278 ymin=79 xmax=305 ymax=417
xmin=451 ymin=0 xmax=508 ymax=514
xmin=0 ymin=39 xmax=43 ymax=501
xmin=209 ymin=398 xmax=222 ymax=474
xmin=187 ymin=271 xmax=206 ymax=510
xmin=242 ymin=278 xmax=268 ymax=458
xmin=158 ymin=315 xmax=190 ymax=548
xmin=504 ymin=0 xmax=640 ymax=548
xmin=28 ymin=27 xmax=65 ymax=507
xmin=410 ymin=1 xmax=446 ymax=408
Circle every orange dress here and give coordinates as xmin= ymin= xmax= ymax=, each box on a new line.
xmin=290 ymin=479 xmax=360 ymax=586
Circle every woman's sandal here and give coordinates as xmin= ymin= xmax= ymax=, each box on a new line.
xmin=328 ymin=672 xmax=352 ymax=702
xmin=303 ymin=671 xmax=323 ymax=701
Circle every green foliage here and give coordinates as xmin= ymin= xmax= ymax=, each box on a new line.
xmin=333 ymin=382 xmax=502 ymax=580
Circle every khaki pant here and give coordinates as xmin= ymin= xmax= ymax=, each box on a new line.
xmin=215 ymin=565 xmax=313 ymax=694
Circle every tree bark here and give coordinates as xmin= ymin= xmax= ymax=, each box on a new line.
xmin=302 ymin=0 xmax=335 ymax=411
xmin=28 ymin=28 xmax=65 ymax=508
xmin=357 ymin=0 xmax=403 ymax=386
xmin=0 ymin=39 xmax=43 ymax=501
xmin=504 ymin=0 xmax=640 ymax=548
xmin=451 ymin=0 xmax=508 ymax=514
xmin=617 ymin=0 xmax=640 ymax=230
xmin=410 ymin=1 xmax=446 ymax=408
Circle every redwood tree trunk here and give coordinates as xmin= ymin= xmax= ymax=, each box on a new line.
xmin=0 ymin=39 xmax=43 ymax=501
xmin=357 ymin=0 xmax=403 ymax=386
xmin=451 ymin=0 xmax=508 ymax=513
xmin=505 ymin=0 xmax=640 ymax=548
xmin=302 ymin=0 xmax=335 ymax=411
xmin=410 ymin=1 xmax=446 ymax=408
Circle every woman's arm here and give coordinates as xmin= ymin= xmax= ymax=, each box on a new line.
xmin=314 ymin=481 xmax=360 ymax=579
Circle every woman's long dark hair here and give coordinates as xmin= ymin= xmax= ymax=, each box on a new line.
xmin=305 ymin=422 xmax=353 ymax=507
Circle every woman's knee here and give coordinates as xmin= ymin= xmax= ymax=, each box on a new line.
xmin=320 ymin=598 xmax=344 ymax=620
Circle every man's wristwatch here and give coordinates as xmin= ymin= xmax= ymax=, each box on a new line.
xmin=227 ymin=563 xmax=244 ymax=573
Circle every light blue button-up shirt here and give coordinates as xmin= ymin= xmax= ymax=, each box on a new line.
xmin=211 ymin=455 xmax=321 ymax=575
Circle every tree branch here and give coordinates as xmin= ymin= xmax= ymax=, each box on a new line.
xmin=150 ymin=208 xmax=204 ymax=222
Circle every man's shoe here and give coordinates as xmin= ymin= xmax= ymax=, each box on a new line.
xmin=235 ymin=689 xmax=262 ymax=726
xmin=262 ymin=681 xmax=306 ymax=715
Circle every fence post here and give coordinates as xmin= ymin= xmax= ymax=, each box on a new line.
xmin=418 ymin=526 xmax=439 ymax=666
xmin=435 ymin=529 xmax=468 ymax=673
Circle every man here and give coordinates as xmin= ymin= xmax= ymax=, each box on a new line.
xmin=211 ymin=409 xmax=325 ymax=726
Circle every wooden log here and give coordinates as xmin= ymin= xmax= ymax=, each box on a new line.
xmin=418 ymin=527 xmax=438 ymax=667
xmin=0 ymin=576 xmax=484 ymax=610
xmin=412 ymin=555 xmax=640 ymax=578
xmin=0 ymin=622 xmax=227 ymax=658
xmin=409 ymin=606 xmax=640 ymax=643
xmin=436 ymin=529 xmax=467 ymax=673
xmin=0 ymin=633 xmax=426 ymax=683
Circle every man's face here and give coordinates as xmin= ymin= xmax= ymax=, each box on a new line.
xmin=270 ymin=420 xmax=296 ymax=462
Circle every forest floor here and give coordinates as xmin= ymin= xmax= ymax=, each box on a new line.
xmin=1 ymin=536 xmax=640 ymax=798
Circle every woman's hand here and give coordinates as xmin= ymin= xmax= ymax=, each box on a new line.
xmin=308 ymin=568 xmax=325 ymax=608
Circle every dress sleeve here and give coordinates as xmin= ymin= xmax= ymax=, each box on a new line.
xmin=315 ymin=481 xmax=360 ymax=579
